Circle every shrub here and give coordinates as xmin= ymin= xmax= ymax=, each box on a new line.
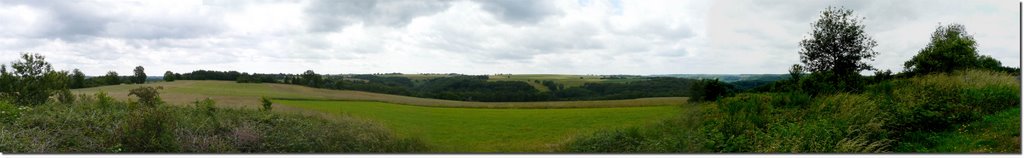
xmin=260 ymin=97 xmax=272 ymax=111
xmin=1 ymin=90 xmax=426 ymax=153
xmin=0 ymin=100 xmax=22 ymax=124
xmin=119 ymin=107 xmax=178 ymax=152
xmin=128 ymin=86 xmax=163 ymax=107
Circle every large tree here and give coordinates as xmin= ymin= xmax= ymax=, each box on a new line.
xmin=104 ymin=71 xmax=121 ymax=85
xmin=132 ymin=66 xmax=146 ymax=84
xmin=300 ymin=70 xmax=322 ymax=87
xmin=903 ymin=24 xmax=1001 ymax=75
xmin=3 ymin=53 xmax=70 ymax=106
xmin=163 ymin=71 xmax=175 ymax=82
xmin=70 ymin=69 xmax=86 ymax=89
xmin=798 ymin=6 xmax=878 ymax=77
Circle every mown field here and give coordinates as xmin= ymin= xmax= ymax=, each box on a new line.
xmin=277 ymin=100 xmax=682 ymax=152
xmin=68 ymin=80 xmax=689 ymax=152
xmin=70 ymin=80 xmax=687 ymax=109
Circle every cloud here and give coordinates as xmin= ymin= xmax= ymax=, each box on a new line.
xmin=0 ymin=0 xmax=226 ymax=41
xmin=304 ymin=0 xmax=453 ymax=32
xmin=475 ymin=0 xmax=562 ymax=24
xmin=0 ymin=0 xmax=1016 ymax=75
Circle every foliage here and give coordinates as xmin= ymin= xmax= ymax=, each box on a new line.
xmin=566 ymin=69 xmax=1020 ymax=153
xmin=903 ymin=24 xmax=1007 ymax=76
xmin=1 ymin=53 xmax=70 ymax=106
xmin=260 ymin=97 xmax=272 ymax=111
xmin=163 ymin=71 xmax=175 ymax=82
xmin=70 ymin=69 xmax=86 ymax=89
xmin=0 ymin=90 xmax=425 ymax=153
xmin=0 ymin=100 xmax=22 ymax=124
xmin=299 ymin=70 xmax=323 ymax=88
xmin=798 ymin=6 xmax=877 ymax=93
xmin=688 ymin=79 xmax=735 ymax=102
xmin=128 ymin=86 xmax=164 ymax=107
xmin=798 ymin=6 xmax=878 ymax=76
xmin=132 ymin=66 xmax=146 ymax=84
xmin=103 ymin=71 xmax=121 ymax=85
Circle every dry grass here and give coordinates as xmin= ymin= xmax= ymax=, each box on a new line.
xmin=71 ymin=80 xmax=687 ymax=109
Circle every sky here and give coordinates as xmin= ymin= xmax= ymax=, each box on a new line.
xmin=0 ymin=0 xmax=1018 ymax=76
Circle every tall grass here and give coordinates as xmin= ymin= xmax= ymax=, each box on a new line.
xmin=0 ymin=92 xmax=426 ymax=153
xmin=564 ymin=69 xmax=1020 ymax=153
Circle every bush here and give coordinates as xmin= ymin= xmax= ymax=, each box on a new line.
xmin=120 ymin=107 xmax=178 ymax=152
xmin=260 ymin=97 xmax=272 ymax=111
xmin=0 ymin=100 xmax=22 ymax=124
xmin=128 ymin=86 xmax=163 ymax=107
xmin=1 ymin=89 xmax=426 ymax=153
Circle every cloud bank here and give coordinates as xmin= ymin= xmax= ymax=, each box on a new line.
xmin=0 ymin=0 xmax=1017 ymax=75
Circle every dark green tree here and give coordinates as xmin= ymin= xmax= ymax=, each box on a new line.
xmin=301 ymin=70 xmax=322 ymax=87
xmin=104 ymin=71 xmax=121 ymax=85
xmin=4 ymin=53 xmax=70 ymax=106
xmin=70 ymin=69 xmax=86 ymax=89
xmin=688 ymin=79 xmax=735 ymax=102
xmin=797 ymin=6 xmax=878 ymax=93
xmin=163 ymin=71 xmax=175 ymax=82
xmin=132 ymin=66 xmax=146 ymax=84
xmin=798 ymin=6 xmax=877 ymax=76
xmin=904 ymin=24 xmax=1003 ymax=75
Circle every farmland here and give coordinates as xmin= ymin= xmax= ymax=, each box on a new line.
xmin=277 ymin=100 xmax=683 ymax=152
xmin=71 ymin=80 xmax=688 ymax=109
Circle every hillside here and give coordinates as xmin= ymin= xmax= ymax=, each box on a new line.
xmin=71 ymin=80 xmax=687 ymax=109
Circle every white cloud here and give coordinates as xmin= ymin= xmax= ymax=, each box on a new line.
xmin=0 ymin=0 xmax=1017 ymax=76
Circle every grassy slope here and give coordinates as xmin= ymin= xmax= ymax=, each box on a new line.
xmin=275 ymin=100 xmax=682 ymax=152
xmin=71 ymin=80 xmax=686 ymax=109
xmin=895 ymin=108 xmax=1021 ymax=152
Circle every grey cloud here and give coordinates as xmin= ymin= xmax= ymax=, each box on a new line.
xmin=2 ymin=0 xmax=225 ymax=41
xmin=304 ymin=0 xmax=453 ymax=32
xmin=475 ymin=0 xmax=562 ymax=24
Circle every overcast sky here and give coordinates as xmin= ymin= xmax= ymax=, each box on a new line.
xmin=0 ymin=0 xmax=1018 ymax=75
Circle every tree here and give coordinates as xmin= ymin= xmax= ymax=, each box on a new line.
xmin=70 ymin=69 xmax=86 ymax=89
xmin=798 ymin=6 xmax=878 ymax=77
xmin=688 ymin=79 xmax=735 ymax=102
xmin=788 ymin=64 xmax=804 ymax=82
xmin=104 ymin=71 xmax=121 ymax=85
xmin=163 ymin=71 xmax=175 ymax=82
xmin=4 ymin=53 xmax=69 ymax=106
xmin=301 ymin=70 xmax=322 ymax=87
xmin=132 ymin=66 xmax=146 ymax=84
xmin=904 ymin=24 xmax=1001 ymax=75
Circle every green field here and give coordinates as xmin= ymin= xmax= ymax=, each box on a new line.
xmin=276 ymin=100 xmax=683 ymax=152
xmin=71 ymin=81 xmax=687 ymax=109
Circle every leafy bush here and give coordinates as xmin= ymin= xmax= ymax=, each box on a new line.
xmin=128 ymin=86 xmax=163 ymax=107
xmin=120 ymin=106 xmax=178 ymax=152
xmin=260 ymin=97 xmax=272 ymax=111
xmin=0 ymin=100 xmax=22 ymax=124
xmin=566 ymin=69 xmax=1019 ymax=153
xmin=0 ymin=90 xmax=426 ymax=153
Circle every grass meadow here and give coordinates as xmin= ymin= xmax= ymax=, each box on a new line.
xmin=275 ymin=100 xmax=683 ymax=152
xmin=71 ymin=80 xmax=687 ymax=109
